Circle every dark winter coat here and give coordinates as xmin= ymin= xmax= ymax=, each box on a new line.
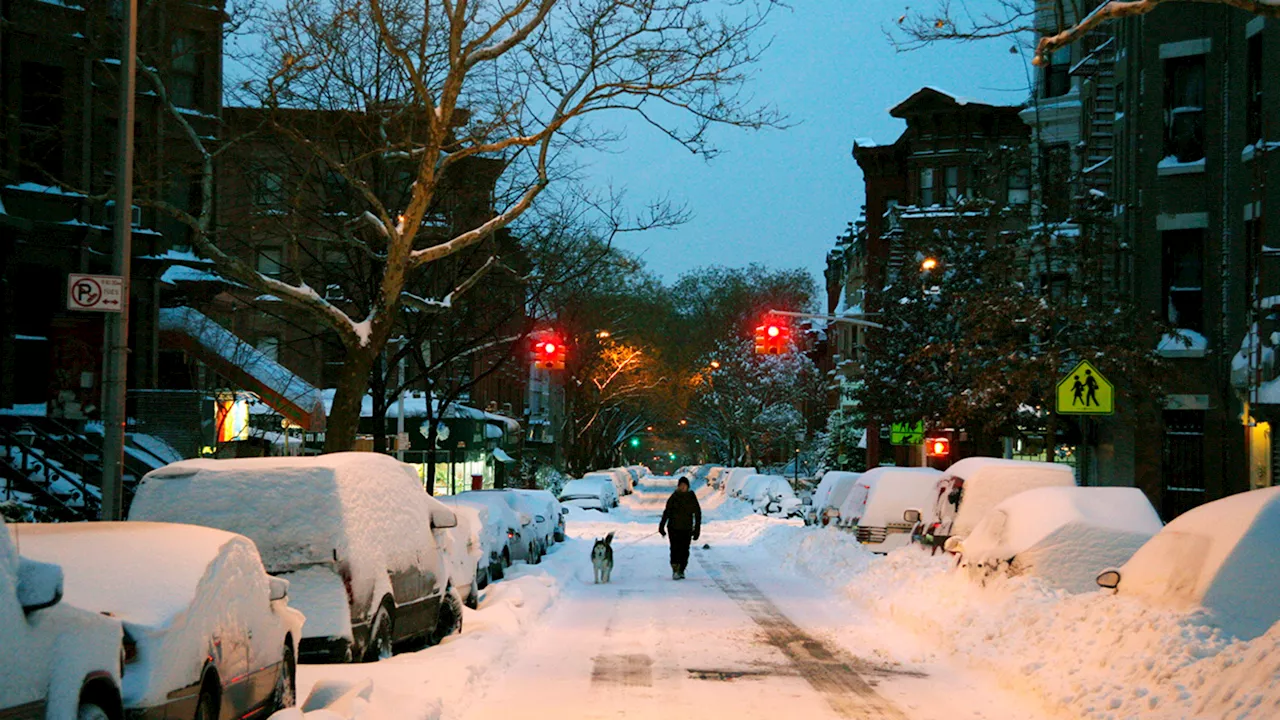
xmin=660 ymin=489 xmax=702 ymax=534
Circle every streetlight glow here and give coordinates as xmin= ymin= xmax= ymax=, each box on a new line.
xmin=921 ymin=257 xmax=939 ymax=271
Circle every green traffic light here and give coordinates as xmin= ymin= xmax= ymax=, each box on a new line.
xmin=629 ymin=437 xmax=640 ymax=447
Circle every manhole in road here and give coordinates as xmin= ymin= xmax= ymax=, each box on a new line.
xmin=696 ymin=552 xmax=913 ymax=720
xmin=592 ymin=653 xmax=654 ymax=687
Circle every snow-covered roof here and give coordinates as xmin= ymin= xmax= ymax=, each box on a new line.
xmin=9 ymin=522 xmax=254 ymax=628
xmin=858 ymin=467 xmax=942 ymax=526
xmin=943 ymin=458 xmax=1077 ymax=539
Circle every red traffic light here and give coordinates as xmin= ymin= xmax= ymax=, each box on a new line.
xmin=926 ymin=437 xmax=950 ymax=457
xmin=541 ymin=342 xmax=558 ymax=354
xmin=755 ymin=321 xmax=791 ymax=355
xmin=766 ymin=325 xmax=781 ymax=338
xmin=532 ymin=333 xmax=566 ymax=370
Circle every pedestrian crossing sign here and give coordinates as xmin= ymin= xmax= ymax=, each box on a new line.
xmin=1056 ymin=360 xmax=1114 ymax=415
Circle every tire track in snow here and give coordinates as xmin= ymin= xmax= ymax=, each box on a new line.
xmin=697 ymin=551 xmax=910 ymax=720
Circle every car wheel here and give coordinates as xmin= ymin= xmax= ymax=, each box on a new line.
xmin=78 ymin=703 xmax=110 ymax=720
xmin=193 ymin=684 xmax=218 ymax=720
xmin=490 ymin=559 xmax=505 ymax=581
xmin=429 ymin=587 xmax=463 ymax=646
xmin=529 ymin=543 xmax=541 ymax=564
xmin=502 ymin=549 xmax=512 ymax=569
xmin=273 ymin=643 xmax=297 ymax=710
xmin=364 ymin=604 xmax=394 ymax=662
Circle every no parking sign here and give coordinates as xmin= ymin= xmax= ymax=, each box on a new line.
xmin=67 ymin=273 xmax=124 ymax=313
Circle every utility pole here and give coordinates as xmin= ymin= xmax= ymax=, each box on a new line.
xmin=100 ymin=0 xmax=137 ymax=521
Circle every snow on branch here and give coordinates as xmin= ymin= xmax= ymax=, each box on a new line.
xmin=1035 ymin=0 xmax=1280 ymax=65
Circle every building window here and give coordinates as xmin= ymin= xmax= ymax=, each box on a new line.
xmin=1007 ymin=167 xmax=1031 ymax=205
xmin=253 ymin=170 xmax=285 ymax=209
xmin=170 ymin=32 xmax=203 ymax=108
xmin=943 ymin=166 xmax=960 ymax=206
xmin=1043 ymin=46 xmax=1072 ymax=99
xmin=257 ymin=247 xmax=284 ymax=278
xmin=1163 ymin=54 xmax=1206 ymax=163
xmin=884 ymin=198 xmax=900 ymax=230
xmin=919 ymin=168 xmax=935 ymax=206
xmin=19 ymin=63 xmax=66 ymax=182
xmin=1162 ymin=229 xmax=1204 ymax=331
xmin=1246 ymin=34 xmax=1263 ymax=146
xmin=1162 ymin=410 xmax=1206 ymax=520
xmin=255 ymin=336 xmax=280 ymax=362
xmin=1041 ymin=144 xmax=1071 ymax=222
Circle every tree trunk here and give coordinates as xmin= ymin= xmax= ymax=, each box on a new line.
xmin=325 ymin=347 xmax=378 ymax=453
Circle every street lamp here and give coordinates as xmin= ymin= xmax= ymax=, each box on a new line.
xmin=921 ymin=257 xmax=939 ymax=272
xmin=709 ymin=360 xmax=721 ymax=369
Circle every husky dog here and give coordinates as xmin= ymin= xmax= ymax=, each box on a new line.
xmin=591 ymin=532 xmax=615 ymax=584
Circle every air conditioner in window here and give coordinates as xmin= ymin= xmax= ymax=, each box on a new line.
xmin=104 ymin=201 xmax=142 ymax=228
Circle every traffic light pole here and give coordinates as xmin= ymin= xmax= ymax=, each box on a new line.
xmin=101 ymin=0 xmax=138 ymax=521
xmin=768 ymin=309 xmax=885 ymax=329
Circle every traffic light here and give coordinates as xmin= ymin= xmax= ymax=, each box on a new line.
xmin=754 ymin=321 xmax=790 ymax=355
xmin=926 ymin=437 xmax=950 ymax=457
xmin=533 ymin=333 xmax=566 ymax=370
xmin=629 ymin=437 xmax=640 ymax=448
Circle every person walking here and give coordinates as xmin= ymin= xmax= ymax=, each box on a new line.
xmin=659 ymin=476 xmax=701 ymax=580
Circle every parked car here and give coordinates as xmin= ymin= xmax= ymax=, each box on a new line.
xmin=10 ymin=521 xmax=304 ymax=720
xmin=128 ymin=453 xmax=463 ymax=664
xmin=949 ymin=486 xmax=1163 ymax=593
xmin=853 ymin=467 xmax=944 ymax=553
xmin=750 ymin=477 xmax=803 ymax=518
xmin=705 ymin=466 xmax=726 ymax=489
xmin=1 ymin=521 xmax=124 ymax=720
xmin=514 ymin=489 xmax=565 ymax=546
xmin=441 ymin=495 xmax=513 ymax=581
xmin=1096 ymin=486 xmax=1280 ymax=641
xmin=559 ymin=478 xmax=614 ymax=513
xmin=808 ymin=471 xmax=863 ymax=526
xmin=579 ymin=473 xmax=621 ymax=507
xmin=426 ymin=496 xmax=484 ymax=608
xmin=454 ymin=490 xmax=542 ymax=565
xmin=722 ymin=468 xmax=759 ymax=497
xmin=921 ymin=457 xmax=1077 ymax=550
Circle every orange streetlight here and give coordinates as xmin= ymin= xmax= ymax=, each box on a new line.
xmin=921 ymin=257 xmax=939 ymax=271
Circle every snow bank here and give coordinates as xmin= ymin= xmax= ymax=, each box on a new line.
xmin=277 ymin=549 xmax=568 ymax=720
xmin=768 ymin=523 xmax=1280 ymax=720
xmin=958 ymin=486 xmax=1163 ymax=594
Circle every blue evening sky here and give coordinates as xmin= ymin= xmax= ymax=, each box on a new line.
xmin=584 ymin=0 xmax=1030 ymax=285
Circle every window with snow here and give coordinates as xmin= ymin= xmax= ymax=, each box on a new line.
xmin=1162 ymin=229 xmax=1204 ymax=332
xmin=919 ymin=168 xmax=935 ymax=206
xmin=1246 ymin=34 xmax=1263 ymax=146
xmin=884 ymin=198 xmax=900 ymax=229
xmin=253 ymin=170 xmax=285 ymax=209
xmin=257 ymin=247 xmax=284 ymax=278
xmin=1042 ymin=46 xmax=1072 ymax=99
xmin=256 ymin=336 xmax=280 ymax=362
xmin=1006 ymin=167 xmax=1030 ymax=206
xmin=943 ymin=167 xmax=960 ymax=206
xmin=1163 ymin=55 xmax=1206 ymax=163
xmin=169 ymin=32 xmax=204 ymax=109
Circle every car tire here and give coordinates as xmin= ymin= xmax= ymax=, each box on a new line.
xmin=193 ymin=683 xmax=218 ymax=720
xmin=273 ymin=643 xmax=297 ymax=711
xmin=78 ymin=703 xmax=110 ymax=720
xmin=490 ymin=560 xmax=504 ymax=581
xmin=429 ymin=587 xmax=463 ymax=646
xmin=529 ymin=543 xmax=541 ymax=564
xmin=502 ymin=549 xmax=512 ymax=569
xmin=363 ymin=603 xmax=395 ymax=662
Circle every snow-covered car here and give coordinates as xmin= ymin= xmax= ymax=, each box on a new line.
xmin=808 ymin=471 xmax=863 ymax=526
xmin=751 ymin=477 xmax=803 ymax=518
xmin=579 ymin=473 xmax=621 ymax=507
xmin=1 ymin=521 xmax=124 ymax=720
xmin=722 ymin=468 xmax=759 ymax=498
xmin=558 ymin=478 xmax=615 ymax=513
xmin=1096 ymin=486 xmax=1280 ymax=640
xmin=129 ymin=453 xmax=463 ymax=664
xmin=514 ymin=489 xmax=565 ymax=545
xmin=440 ymin=495 xmax=512 ymax=580
xmin=10 ymin=522 xmax=303 ymax=720
xmin=921 ymin=458 xmax=1076 ymax=550
xmin=832 ymin=475 xmax=877 ymax=529
xmin=426 ymin=496 xmax=484 ymax=608
xmin=454 ymin=490 xmax=542 ymax=564
xmin=950 ymin=486 xmax=1163 ymax=593
xmin=705 ymin=466 xmax=726 ymax=489
xmin=854 ymin=467 xmax=943 ymax=552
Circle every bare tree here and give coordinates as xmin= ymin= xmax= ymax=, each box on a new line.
xmin=151 ymin=0 xmax=783 ymax=451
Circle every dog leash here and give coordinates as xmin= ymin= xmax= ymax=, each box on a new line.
xmin=615 ymin=530 xmax=660 ymax=548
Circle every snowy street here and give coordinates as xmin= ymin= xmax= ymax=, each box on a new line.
xmin=292 ymin=478 xmax=1054 ymax=720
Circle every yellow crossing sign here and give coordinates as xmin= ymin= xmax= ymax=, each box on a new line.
xmin=1056 ymin=360 xmax=1114 ymax=415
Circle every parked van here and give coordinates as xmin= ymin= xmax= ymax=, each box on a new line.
xmin=129 ymin=453 xmax=463 ymax=664
xmin=853 ymin=467 xmax=943 ymax=552
xmin=922 ymin=457 xmax=1077 ymax=550
xmin=809 ymin=471 xmax=862 ymax=526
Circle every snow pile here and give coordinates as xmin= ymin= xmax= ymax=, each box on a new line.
xmin=275 ymin=551 xmax=567 ymax=720
xmin=957 ymin=486 xmax=1163 ymax=594
xmin=769 ymin=523 xmax=1280 ymax=720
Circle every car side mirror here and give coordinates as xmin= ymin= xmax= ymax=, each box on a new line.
xmin=430 ymin=505 xmax=458 ymax=529
xmin=1096 ymin=569 xmax=1121 ymax=590
xmin=268 ymin=576 xmax=290 ymax=602
xmin=560 ymin=507 xmax=569 ymax=516
xmin=16 ymin=558 xmax=63 ymax=613
xmin=903 ymin=509 xmax=922 ymax=524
